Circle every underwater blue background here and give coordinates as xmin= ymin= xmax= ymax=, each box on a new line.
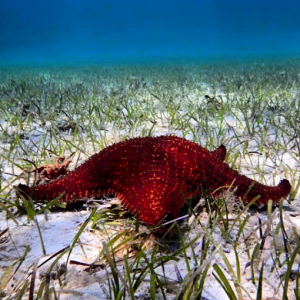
xmin=0 ymin=0 xmax=300 ymax=65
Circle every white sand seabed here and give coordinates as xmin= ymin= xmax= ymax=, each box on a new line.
xmin=1 ymin=117 xmax=300 ymax=299
xmin=1 ymin=198 xmax=300 ymax=299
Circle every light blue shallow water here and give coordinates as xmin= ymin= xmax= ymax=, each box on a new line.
xmin=0 ymin=0 xmax=300 ymax=65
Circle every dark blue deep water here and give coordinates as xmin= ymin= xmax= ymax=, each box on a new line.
xmin=1 ymin=0 xmax=300 ymax=65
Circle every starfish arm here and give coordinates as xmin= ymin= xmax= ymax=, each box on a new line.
xmin=210 ymin=145 xmax=227 ymax=161
xmin=202 ymin=160 xmax=291 ymax=204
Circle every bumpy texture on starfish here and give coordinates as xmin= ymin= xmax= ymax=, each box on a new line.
xmin=18 ymin=136 xmax=291 ymax=225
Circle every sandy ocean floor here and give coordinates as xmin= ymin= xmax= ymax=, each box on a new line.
xmin=1 ymin=188 xmax=300 ymax=299
xmin=1 ymin=62 xmax=300 ymax=299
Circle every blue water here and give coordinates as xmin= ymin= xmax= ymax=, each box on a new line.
xmin=1 ymin=0 xmax=300 ymax=65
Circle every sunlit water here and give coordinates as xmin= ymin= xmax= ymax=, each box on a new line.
xmin=0 ymin=0 xmax=300 ymax=66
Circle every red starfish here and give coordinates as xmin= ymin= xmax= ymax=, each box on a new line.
xmin=18 ymin=136 xmax=291 ymax=225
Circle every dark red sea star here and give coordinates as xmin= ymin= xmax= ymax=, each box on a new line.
xmin=18 ymin=136 xmax=291 ymax=225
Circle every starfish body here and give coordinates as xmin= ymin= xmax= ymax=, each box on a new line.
xmin=18 ymin=136 xmax=291 ymax=225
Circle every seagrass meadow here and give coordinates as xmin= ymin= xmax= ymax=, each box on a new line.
xmin=0 ymin=59 xmax=300 ymax=300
